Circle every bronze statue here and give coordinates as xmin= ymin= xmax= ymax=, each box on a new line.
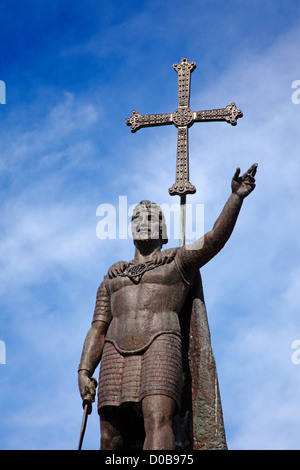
xmin=78 ymin=57 xmax=256 ymax=450
xmin=78 ymin=163 xmax=257 ymax=450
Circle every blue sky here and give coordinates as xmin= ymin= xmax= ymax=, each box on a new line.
xmin=1 ymin=0 xmax=300 ymax=450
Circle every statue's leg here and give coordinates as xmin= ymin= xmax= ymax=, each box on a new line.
xmin=142 ymin=395 xmax=176 ymax=450
xmin=99 ymin=408 xmax=125 ymax=450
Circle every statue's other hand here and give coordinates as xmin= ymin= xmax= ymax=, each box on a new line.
xmin=231 ymin=163 xmax=258 ymax=199
xmin=108 ymin=260 xmax=129 ymax=278
xmin=78 ymin=371 xmax=96 ymax=404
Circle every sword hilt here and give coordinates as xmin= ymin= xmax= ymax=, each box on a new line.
xmin=82 ymin=376 xmax=97 ymax=415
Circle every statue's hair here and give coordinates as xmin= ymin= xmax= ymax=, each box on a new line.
xmin=131 ymin=200 xmax=168 ymax=245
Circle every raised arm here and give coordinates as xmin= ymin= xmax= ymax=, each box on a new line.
xmin=177 ymin=164 xmax=257 ymax=280
xmin=206 ymin=163 xmax=257 ymax=252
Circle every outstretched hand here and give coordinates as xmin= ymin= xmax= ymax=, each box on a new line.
xmin=231 ymin=163 xmax=258 ymax=199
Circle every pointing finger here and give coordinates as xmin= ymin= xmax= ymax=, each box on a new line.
xmin=242 ymin=163 xmax=258 ymax=180
xmin=249 ymin=163 xmax=258 ymax=177
xmin=233 ymin=167 xmax=241 ymax=180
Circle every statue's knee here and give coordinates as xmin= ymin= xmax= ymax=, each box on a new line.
xmin=101 ymin=431 xmax=124 ymax=450
xmin=144 ymin=410 xmax=172 ymax=433
xmin=100 ymin=420 xmax=124 ymax=450
xmin=143 ymin=396 xmax=175 ymax=433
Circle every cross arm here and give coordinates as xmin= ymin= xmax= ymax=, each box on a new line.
xmin=125 ymin=110 xmax=173 ymax=133
xmin=194 ymin=102 xmax=243 ymax=126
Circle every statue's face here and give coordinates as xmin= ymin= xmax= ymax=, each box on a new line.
xmin=131 ymin=205 xmax=161 ymax=242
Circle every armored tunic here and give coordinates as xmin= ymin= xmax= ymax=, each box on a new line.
xmin=94 ymin=264 xmax=188 ymax=354
xmin=98 ymin=333 xmax=183 ymax=409
xmin=93 ymin=242 xmax=216 ymax=411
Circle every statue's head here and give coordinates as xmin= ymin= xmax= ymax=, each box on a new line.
xmin=131 ymin=200 xmax=168 ymax=247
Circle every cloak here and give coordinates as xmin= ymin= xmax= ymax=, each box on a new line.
xmin=173 ymin=270 xmax=227 ymax=450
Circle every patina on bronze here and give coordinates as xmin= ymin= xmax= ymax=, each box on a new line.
xmin=78 ymin=164 xmax=257 ymax=450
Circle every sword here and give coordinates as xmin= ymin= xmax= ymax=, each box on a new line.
xmin=78 ymin=376 xmax=97 ymax=450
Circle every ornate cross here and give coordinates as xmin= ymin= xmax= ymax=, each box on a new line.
xmin=126 ymin=57 xmax=243 ymax=245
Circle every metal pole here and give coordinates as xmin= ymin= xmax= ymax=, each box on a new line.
xmin=180 ymin=195 xmax=186 ymax=247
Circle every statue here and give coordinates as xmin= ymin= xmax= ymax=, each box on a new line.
xmin=77 ymin=58 xmax=257 ymax=450
xmin=78 ymin=164 xmax=257 ymax=450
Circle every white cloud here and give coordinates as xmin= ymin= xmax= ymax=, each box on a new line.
xmin=0 ymin=91 xmax=100 ymax=176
